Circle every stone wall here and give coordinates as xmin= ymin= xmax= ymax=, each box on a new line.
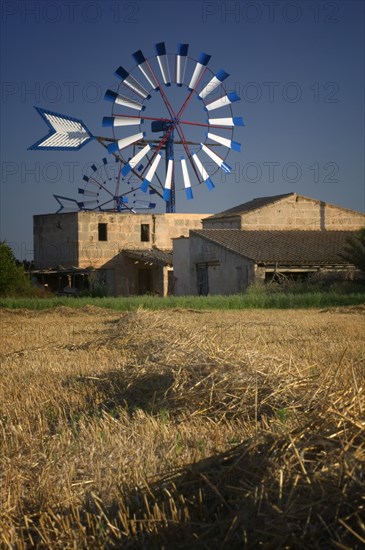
xmin=174 ymin=234 xmax=255 ymax=296
xmin=202 ymin=217 xmax=241 ymax=229
xmin=203 ymin=195 xmax=365 ymax=231
xmin=76 ymin=212 xmax=209 ymax=269
xmin=241 ymin=195 xmax=365 ymax=230
xmin=34 ymin=213 xmax=79 ymax=268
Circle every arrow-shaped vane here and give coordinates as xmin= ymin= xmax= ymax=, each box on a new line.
xmin=28 ymin=107 xmax=94 ymax=150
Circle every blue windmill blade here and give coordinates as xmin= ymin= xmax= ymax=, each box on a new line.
xmin=121 ymin=144 xmax=152 ymax=176
xmin=155 ymin=42 xmax=171 ymax=86
xmin=163 ymin=157 xmax=174 ymax=202
xmin=180 ymin=156 xmax=193 ymax=200
xmin=132 ymin=50 xmax=159 ymax=90
xmin=208 ymin=116 xmax=244 ymax=127
xmin=188 ymin=52 xmax=211 ymax=90
xmin=206 ymin=131 xmax=241 ymax=152
xmin=133 ymin=200 xmax=157 ymax=210
xmin=198 ymin=69 xmax=229 ymax=100
xmin=29 ymin=108 xmax=94 ymax=150
xmin=176 ymin=43 xmax=189 ymax=86
xmin=104 ymin=90 xmax=146 ymax=111
xmin=140 ymin=152 xmax=163 ymax=192
xmin=200 ymin=143 xmax=231 ymax=173
xmin=205 ymin=92 xmax=240 ymax=112
xmin=115 ymin=66 xmax=151 ymax=99
xmin=192 ymin=153 xmax=215 ymax=190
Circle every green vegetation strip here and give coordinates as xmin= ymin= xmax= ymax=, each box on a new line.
xmin=1 ymin=292 xmax=365 ymax=310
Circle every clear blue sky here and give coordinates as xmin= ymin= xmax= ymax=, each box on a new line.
xmin=1 ymin=0 xmax=364 ymax=260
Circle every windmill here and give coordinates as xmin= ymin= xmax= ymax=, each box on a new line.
xmin=29 ymin=42 xmax=243 ymax=213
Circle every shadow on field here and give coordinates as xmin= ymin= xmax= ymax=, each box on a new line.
xmin=64 ymin=369 xmax=177 ymax=417
xmin=66 ymin=365 xmax=277 ymax=421
xmin=80 ymin=427 xmax=363 ymax=549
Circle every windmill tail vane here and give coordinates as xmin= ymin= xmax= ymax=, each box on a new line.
xmin=28 ymin=41 xmax=244 ymax=213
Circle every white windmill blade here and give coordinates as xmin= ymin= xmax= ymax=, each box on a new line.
xmin=121 ymin=144 xmax=152 ymax=176
xmin=192 ymin=152 xmax=215 ymax=190
xmin=107 ymin=132 xmax=145 ymax=153
xmin=28 ymin=108 xmax=93 ymax=150
xmin=198 ymin=69 xmax=229 ymax=100
xmin=77 ymin=199 xmax=102 ymax=209
xmin=208 ymin=116 xmax=244 ymax=127
xmin=163 ymin=158 xmax=174 ymax=201
xmin=155 ymin=42 xmax=171 ymax=86
xmin=133 ymin=199 xmax=157 ymax=209
xmin=132 ymin=50 xmax=159 ymax=90
xmin=103 ymin=116 xmax=143 ymax=128
xmin=207 ymin=131 xmax=241 ymax=151
xmin=180 ymin=156 xmax=193 ymax=200
xmin=104 ymin=90 xmax=145 ymax=111
xmin=200 ymin=143 xmax=231 ymax=173
xmin=176 ymin=43 xmax=189 ymax=86
xmin=115 ymin=66 xmax=151 ymax=99
xmin=188 ymin=52 xmax=211 ymax=90
xmin=78 ymin=188 xmax=100 ymax=198
xmin=140 ymin=152 xmax=163 ymax=192
xmin=205 ymin=91 xmax=240 ymax=112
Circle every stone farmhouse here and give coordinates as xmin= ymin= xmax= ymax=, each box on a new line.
xmin=32 ymin=192 xmax=364 ymax=296
xmin=173 ymin=193 xmax=365 ymax=296
xmin=33 ymin=212 xmax=210 ymax=295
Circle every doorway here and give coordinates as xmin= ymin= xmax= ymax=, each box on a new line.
xmin=138 ymin=268 xmax=152 ymax=294
xmin=197 ymin=265 xmax=209 ymax=296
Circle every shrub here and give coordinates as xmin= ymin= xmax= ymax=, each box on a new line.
xmin=0 ymin=242 xmax=35 ymax=296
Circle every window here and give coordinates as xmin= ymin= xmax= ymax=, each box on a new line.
xmin=98 ymin=223 xmax=107 ymax=241
xmin=141 ymin=224 xmax=150 ymax=242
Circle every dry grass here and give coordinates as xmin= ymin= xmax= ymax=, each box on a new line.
xmin=1 ymin=305 xmax=364 ymax=548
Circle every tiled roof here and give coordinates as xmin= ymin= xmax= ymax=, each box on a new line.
xmin=205 ymin=194 xmax=294 ymax=219
xmin=123 ymin=248 xmax=173 ymax=266
xmin=191 ymin=230 xmax=356 ymax=265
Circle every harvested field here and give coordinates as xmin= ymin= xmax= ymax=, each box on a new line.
xmin=1 ymin=306 xmax=364 ymax=548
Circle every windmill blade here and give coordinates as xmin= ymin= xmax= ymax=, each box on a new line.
xmin=29 ymin=108 xmax=93 ymax=150
xmin=132 ymin=50 xmax=159 ymax=90
xmin=77 ymin=199 xmax=102 ymax=209
xmin=78 ymin=188 xmax=100 ymax=198
xmin=192 ymin=153 xmax=215 ymax=190
xmin=115 ymin=66 xmax=151 ymax=99
xmin=107 ymin=132 xmax=145 ymax=153
xmin=205 ymin=91 xmax=240 ymax=112
xmin=121 ymin=144 xmax=152 ymax=176
xmin=208 ymin=116 xmax=244 ymax=127
xmin=155 ymin=42 xmax=171 ymax=86
xmin=188 ymin=52 xmax=211 ymax=90
xmin=198 ymin=69 xmax=229 ymax=100
xmin=133 ymin=200 xmax=157 ymax=209
xmin=103 ymin=116 xmax=143 ymax=128
xmin=163 ymin=158 xmax=174 ymax=201
xmin=200 ymin=143 xmax=231 ymax=173
xmin=180 ymin=156 xmax=193 ymax=200
xmin=104 ymin=90 xmax=145 ymax=111
xmin=207 ymin=132 xmax=241 ymax=151
xmin=140 ymin=152 xmax=162 ymax=192
xmin=176 ymin=43 xmax=189 ymax=87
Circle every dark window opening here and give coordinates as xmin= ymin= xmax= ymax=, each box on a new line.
xmin=141 ymin=224 xmax=150 ymax=242
xmin=98 ymin=223 xmax=108 ymax=241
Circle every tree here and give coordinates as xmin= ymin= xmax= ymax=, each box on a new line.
xmin=339 ymin=228 xmax=365 ymax=274
xmin=0 ymin=242 xmax=33 ymax=295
